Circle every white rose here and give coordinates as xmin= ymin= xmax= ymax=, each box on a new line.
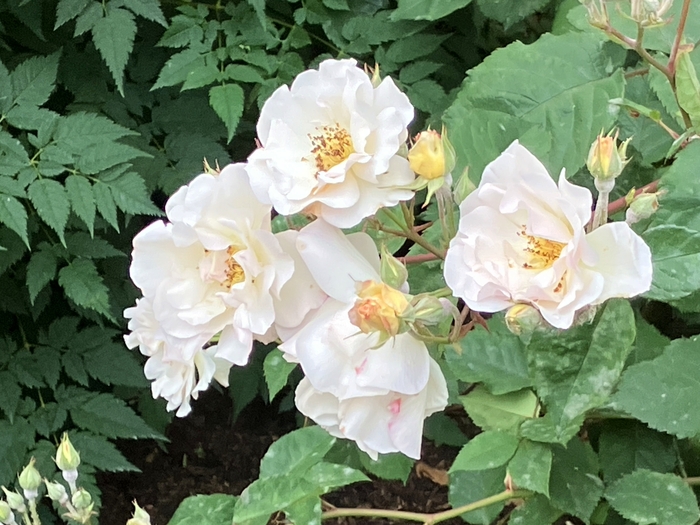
xmin=444 ymin=141 xmax=653 ymax=329
xmin=295 ymin=358 xmax=448 ymax=460
xmin=246 ymin=58 xmax=416 ymax=228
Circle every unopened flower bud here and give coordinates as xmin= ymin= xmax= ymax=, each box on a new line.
xmin=348 ymin=280 xmax=410 ymax=337
xmin=18 ymin=458 xmax=41 ymax=497
xmin=380 ymin=245 xmax=408 ymax=290
xmin=56 ymin=433 xmax=80 ymax=472
xmin=71 ymin=488 xmax=91 ymax=510
xmin=44 ymin=480 xmax=68 ymax=505
xmin=202 ymin=158 xmax=220 ymax=175
xmin=453 ymin=167 xmax=475 ymax=205
xmin=367 ymin=63 xmax=382 ymax=88
xmin=626 ymin=191 xmax=662 ymax=224
xmin=586 ymin=129 xmax=630 ymax=181
xmin=408 ymin=128 xmax=456 ymax=181
xmin=0 ymin=501 xmax=14 ymax=525
xmin=1 ymin=489 xmax=24 ymax=514
xmin=126 ymin=501 xmax=151 ymax=525
xmin=406 ymin=295 xmax=449 ymax=326
xmin=505 ymin=304 xmax=543 ymax=336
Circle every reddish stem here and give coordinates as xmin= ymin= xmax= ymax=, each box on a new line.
xmin=400 ymin=253 xmax=439 ymax=265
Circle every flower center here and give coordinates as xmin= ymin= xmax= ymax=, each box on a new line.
xmin=517 ymin=226 xmax=566 ymax=270
xmin=308 ymin=124 xmax=353 ymax=172
xmin=224 ymin=247 xmax=245 ymax=287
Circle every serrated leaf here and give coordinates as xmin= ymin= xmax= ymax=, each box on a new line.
xmin=93 ymin=181 xmax=119 ymax=231
xmin=55 ymin=0 xmax=92 ymax=28
xmin=28 ymin=402 xmax=66 ymax=437
xmin=152 ymin=49 xmax=204 ymax=90
xmin=643 ymin=225 xmax=700 ymax=301
xmin=223 ymin=64 xmax=265 ymax=84
xmin=247 ymin=0 xmax=266 ymax=27
xmin=26 ymin=249 xmax=57 ymax=303
xmin=0 ymin=418 xmax=33 ymax=487
xmin=606 ymin=470 xmax=699 ymax=525
xmin=181 ymin=60 xmax=219 ymax=91
xmin=306 ymin=461 xmax=368 ymax=492
xmin=259 ymin=426 xmax=335 ymax=479
xmin=263 ymin=348 xmax=296 ymax=402
xmin=284 ymin=496 xmax=321 ymax=525
xmin=399 ymin=61 xmax=442 ymax=84
xmin=526 ymin=299 xmax=636 ymax=442
xmin=74 ymin=1 xmax=103 ymax=34
xmin=209 ymin=84 xmax=244 ymax=143
xmin=157 ymin=14 xmax=204 ymax=48
xmin=0 ymin=130 xmax=30 ymax=176
xmin=54 ymin=112 xmax=137 ymax=152
xmin=235 ymin=477 xmax=319 ymax=523
xmin=448 ymin=468 xmax=507 ymax=525
xmin=549 ymin=439 xmax=604 ymax=521
xmin=62 ymin=351 xmax=89 ymax=385
xmin=461 ymin=386 xmax=538 ymax=434
xmin=65 ymin=232 xmax=124 ymax=258
xmin=83 ymin=345 xmax=148 ymax=387
xmin=612 ymin=337 xmax=700 ymax=438
xmin=0 ymin=62 xmax=11 ymax=114
xmin=391 ymin=0 xmax=472 ymax=20
xmin=450 ymin=431 xmax=519 ymax=473
xmin=69 ymin=392 xmax=163 ymax=439
xmin=58 ymin=258 xmax=111 ymax=316
xmin=170 ymin=494 xmax=237 ymax=525
xmin=386 ymin=33 xmax=450 ymax=64
xmin=27 ymin=178 xmax=70 ymax=244
xmin=105 ymin=171 xmax=160 ymax=215
xmin=507 ymin=440 xmax=552 ymax=496
xmin=70 ymin=431 xmax=139 ymax=472
xmin=10 ymin=52 xmax=60 ymax=108
xmin=476 ymin=0 xmax=550 ymax=28
xmin=446 ymin=321 xmax=530 ymax=394
xmin=0 ymin=194 xmax=28 ymax=246
xmin=91 ymin=7 xmax=136 ymax=95
xmin=444 ymin=32 xmax=624 ymax=180
xmin=65 ymin=175 xmax=96 ymax=235
xmin=509 ymin=494 xmax=563 ymax=525
xmin=598 ymin=420 xmax=675 ymax=484
xmin=0 ymin=371 xmax=21 ymax=422
xmin=358 ymin=452 xmax=414 ymax=483
xmin=120 ymin=0 xmax=166 ymax=26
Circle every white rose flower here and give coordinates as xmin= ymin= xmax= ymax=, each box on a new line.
xmin=444 ymin=141 xmax=653 ymax=329
xmin=246 ymin=58 xmax=416 ymax=228
xmin=295 ymin=358 xmax=448 ymax=460
xmin=280 ymin=219 xmax=448 ymax=457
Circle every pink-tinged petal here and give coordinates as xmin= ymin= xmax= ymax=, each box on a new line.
xmin=297 ymin=220 xmax=380 ymax=302
xmin=584 ymin=222 xmax=653 ymax=301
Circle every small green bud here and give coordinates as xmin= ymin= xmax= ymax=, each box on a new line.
xmin=0 ymin=501 xmax=14 ymax=525
xmin=126 ymin=501 xmax=151 ymax=525
xmin=44 ymin=480 xmax=68 ymax=505
xmin=19 ymin=458 xmax=41 ymax=494
xmin=55 ymin=433 xmax=80 ymax=472
xmin=626 ymin=191 xmax=663 ymax=224
xmin=406 ymin=295 xmax=449 ymax=326
xmin=505 ymin=304 xmax=543 ymax=336
xmin=71 ymin=488 xmax=92 ymax=510
xmin=380 ymin=245 xmax=408 ymax=290
xmin=452 ymin=167 xmax=475 ymax=205
xmin=0 ymin=489 xmax=24 ymax=513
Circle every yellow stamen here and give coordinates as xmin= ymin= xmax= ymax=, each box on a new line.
xmin=308 ymin=124 xmax=353 ymax=172
xmin=224 ymin=247 xmax=245 ymax=287
xmin=517 ymin=226 xmax=566 ymax=270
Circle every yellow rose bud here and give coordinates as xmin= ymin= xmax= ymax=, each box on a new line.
xmin=348 ymin=280 xmax=410 ymax=337
xmin=408 ymin=128 xmax=455 ymax=180
xmin=586 ymin=129 xmax=630 ymax=181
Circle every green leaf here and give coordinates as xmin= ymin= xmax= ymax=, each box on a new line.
xmin=519 ymin=413 xmax=584 ymax=445
xmin=643 ymin=225 xmax=700 ymax=301
xmin=10 ymin=52 xmax=60 ymax=108
xmin=120 ymin=0 xmax=166 ymax=26
xmin=74 ymin=2 xmax=103 ymax=35
xmin=0 ymin=371 xmax=21 ymax=422
xmin=0 ymin=62 xmax=11 ymax=114
xmin=598 ymin=421 xmax=675 ymax=484
xmin=54 ymin=112 xmax=137 ymax=152
xmin=70 ymin=431 xmax=138 ymax=472
xmin=26 ymin=249 xmax=57 ymax=303
xmin=0 ymin=194 xmax=28 ymax=246
xmin=450 ymin=431 xmax=519 ymax=473
xmin=247 ymin=0 xmax=266 ymax=28
xmin=549 ymin=439 xmax=604 ymax=521
xmin=385 ymin=34 xmax=450 ymax=64
xmin=448 ymin=467 xmax=507 ymax=525
xmin=509 ymin=494 xmax=563 ymax=525
xmin=461 ymin=386 xmax=537 ymax=434
xmin=259 ymin=426 xmax=335 ymax=479
xmin=305 ymin=461 xmax=368 ymax=492
xmin=446 ymin=320 xmax=530 ymax=394
xmin=0 ymin=418 xmax=33 ymax=486
xmin=83 ymin=345 xmax=148 ymax=387
xmin=55 ymin=0 xmax=92 ymax=28
xmin=69 ymin=392 xmax=163 ymax=439
xmin=105 ymin=171 xmax=160 ymax=215
xmin=170 ymin=494 xmax=237 ymax=525
xmin=612 ymin=337 xmax=700 ymax=438
xmin=444 ymin=32 xmax=625 ymax=180
xmin=423 ymin=412 xmax=468 ymax=447
xmin=235 ymin=477 xmax=318 ymax=523
xmin=28 ymin=402 xmax=67 ymax=437
xmin=27 ymin=178 xmax=70 ymax=244
xmin=58 ymin=258 xmax=111 ymax=316
xmin=65 ymin=232 xmax=124 ymax=259
xmin=223 ymin=64 xmax=265 ymax=84
xmin=507 ymin=440 xmax=552 ymax=496
xmin=399 ymin=61 xmax=442 ymax=84
xmin=65 ymin=175 xmax=96 ymax=235
xmin=391 ymin=0 xmax=472 ymax=21
xmin=62 ymin=351 xmax=89 ymax=385
xmin=606 ymin=470 xmax=700 ymax=525
xmin=93 ymin=182 xmax=119 ymax=231
xmin=182 ymin=60 xmax=219 ymax=91
xmin=263 ymin=348 xmax=296 ymax=402
xmin=91 ymin=7 xmax=137 ymax=95
xmin=284 ymin=496 xmax=321 ymax=525
xmin=153 ymin=50 xmax=205 ymax=90
xmin=359 ymin=452 xmax=414 ymax=483
xmin=209 ymin=84 xmax=244 ymax=143
xmin=476 ymin=0 xmax=551 ymax=28
xmin=525 ymin=299 xmax=636 ymax=442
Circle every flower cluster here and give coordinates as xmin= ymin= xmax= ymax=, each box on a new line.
xmin=125 ymin=59 xmax=654 ymax=459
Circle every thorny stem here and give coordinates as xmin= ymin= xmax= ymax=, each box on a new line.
xmin=321 ymin=490 xmax=531 ymax=524
xmin=606 ymin=179 xmax=660 ymax=217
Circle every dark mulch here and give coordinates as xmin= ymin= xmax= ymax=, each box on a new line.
xmin=97 ymin=389 xmax=464 ymax=525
